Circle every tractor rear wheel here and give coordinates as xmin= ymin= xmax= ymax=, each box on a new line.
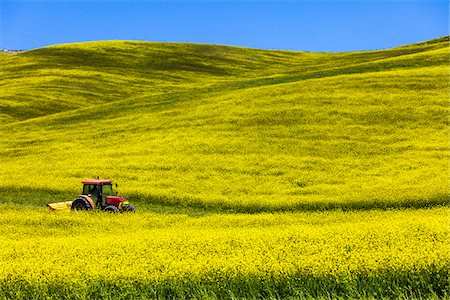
xmin=122 ymin=204 xmax=136 ymax=213
xmin=71 ymin=197 xmax=93 ymax=211
xmin=104 ymin=205 xmax=119 ymax=213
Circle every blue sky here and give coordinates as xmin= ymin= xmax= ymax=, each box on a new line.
xmin=1 ymin=0 xmax=448 ymax=52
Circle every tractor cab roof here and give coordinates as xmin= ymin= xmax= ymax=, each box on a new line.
xmin=82 ymin=179 xmax=112 ymax=185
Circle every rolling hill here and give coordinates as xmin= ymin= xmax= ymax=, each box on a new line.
xmin=0 ymin=37 xmax=449 ymax=211
xmin=0 ymin=37 xmax=449 ymax=299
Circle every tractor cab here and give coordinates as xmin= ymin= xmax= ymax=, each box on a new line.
xmin=71 ymin=179 xmax=136 ymax=212
xmin=82 ymin=179 xmax=115 ymax=206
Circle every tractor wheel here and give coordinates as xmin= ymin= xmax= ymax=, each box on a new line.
xmin=71 ymin=197 xmax=93 ymax=211
xmin=122 ymin=204 xmax=136 ymax=213
xmin=104 ymin=205 xmax=119 ymax=213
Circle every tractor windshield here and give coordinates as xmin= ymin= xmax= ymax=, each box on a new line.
xmin=102 ymin=184 xmax=114 ymax=196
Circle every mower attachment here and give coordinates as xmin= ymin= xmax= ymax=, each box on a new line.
xmin=47 ymin=201 xmax=73 ymax=211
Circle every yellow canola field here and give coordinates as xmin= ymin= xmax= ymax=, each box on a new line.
xmin=0 ymin=206 xmax=448 ymax=285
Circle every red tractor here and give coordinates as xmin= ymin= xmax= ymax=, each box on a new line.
xmin=71 ymin=179 xmax=136 ymax=213
xmin=47 ymin=179 xmax=135 ymax=212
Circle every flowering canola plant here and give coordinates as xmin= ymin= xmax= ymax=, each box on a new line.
xmin=0 ymin=38 xmax=449 ymax=299
xmin=0 ymin=206 xmax=448 ymax=298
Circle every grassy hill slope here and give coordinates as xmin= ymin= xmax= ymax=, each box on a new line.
xmin=1 ymin=37 xmax=448 ymax=211
xmin=1 ymin=39 xmax=447 ymax=123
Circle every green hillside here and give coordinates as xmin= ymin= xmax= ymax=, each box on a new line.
xmin=1 ymin=37 xmax=449 ymax=212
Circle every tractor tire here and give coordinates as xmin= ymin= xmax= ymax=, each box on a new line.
xmin=71 ymin=197 xmax=93 ymax=211
xmin=104 ymin=205 xmax=119 ymax=213
xmin=122 ymin=204 xmax=136 ymax=213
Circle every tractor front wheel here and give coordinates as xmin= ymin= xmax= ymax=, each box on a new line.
xmin=104 ymin=205 xmax=119 ymax=213
xmin=71 ymin=197 xmax=93 ymax=211
xmin=122 ymin=204 xmax=136 ymax=213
